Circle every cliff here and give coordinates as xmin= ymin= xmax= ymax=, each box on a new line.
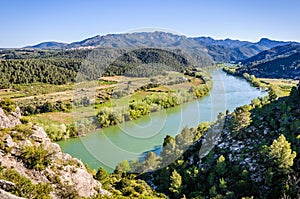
xmin=0 ymin=108 xmax=110 ymax=198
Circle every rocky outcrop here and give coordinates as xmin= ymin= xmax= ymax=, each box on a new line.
xmin=0 ymin=189 xmax=25 ymax=199
xmin=0 ymin=121 xmax=110 ymax=198
xmin=0 ymin=107 xmax=21 ymax=129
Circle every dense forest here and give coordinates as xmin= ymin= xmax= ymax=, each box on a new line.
xmin=104 ymin=48 xmax=191 ymax=76
xmin=0 ymin=58 xmax=80 ymax=87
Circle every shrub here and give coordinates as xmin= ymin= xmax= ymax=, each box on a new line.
xmin=0 ymin=98 xmax=16 ymax=114
xmin=21 ymin=144 xmax=52 ymax=170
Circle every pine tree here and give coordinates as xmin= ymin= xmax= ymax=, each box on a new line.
xmin=216 ymin=155 xmax=227 ymax=176
xmin=268 ymin=134 xmax=296 ymax=172
xmin=169 ymin=170 xmax=182 ymax=198
xmin=95 ymin=167 xmax=108 ymax=182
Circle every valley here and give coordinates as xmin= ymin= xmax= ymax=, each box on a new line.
xmin=0 ymin=31 xmax=299 ymax=199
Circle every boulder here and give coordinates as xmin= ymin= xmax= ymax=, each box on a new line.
xmin=0 ymin=108 xmax=21 ymax=129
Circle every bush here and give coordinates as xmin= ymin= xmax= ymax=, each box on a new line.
xmin=21 ymin=144 xmax=52 ymax=170
xmin=0 ymin=168 xmax=52 ymax=199
xmin=0 ymin=98 xmax=16 ymax=114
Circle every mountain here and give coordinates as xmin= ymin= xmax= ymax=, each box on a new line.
xmin=192 ymin=37 xmax=251 ymax=48
xmin=24 ymin=32 xmax=300 ymax=63
xmin=25 ymin=41 xmax=68 ymax=49
xmin=241 ymin=44 xmax=300 ymax=66
xmin=68 ymin=32 xmax=191 ymax=49
xmin=256 ymin=38 xmax=297 ymax=48
xmin=236 ymin=44 xmax=300 ymax=79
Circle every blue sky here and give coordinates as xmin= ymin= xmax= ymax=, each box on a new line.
xmin=1 ymin=0 xmax=299 ymax=48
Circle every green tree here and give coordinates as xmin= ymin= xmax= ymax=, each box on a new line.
xmin=216 ymin=155 xmax=227 ymax=176
xmin=142 ymin=152 xmax=160 ymax=172
xmin=169 ymin=170 xmax=182 ymax=198
xmin=231 ymin=105 xmax=252 ymax=136
xmin=160 ymin=135 xmax=178 ymax=168
xmin=268 ymin=86 xmax=278 ymax=102
xmin=115 ymin=160 xmax=131 ymax=173
xmin=95 ymin=166 xmax=109 ymax=182
xmin=268 ymin=134 xmax=296 ymax=172
xmin=21 ymin=145 xmax=52 ymax=171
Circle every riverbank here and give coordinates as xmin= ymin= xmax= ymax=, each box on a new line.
xmin=26 ymin=69 xmax=212 ymax=141
xmin=222 ymin=66 xmax=298 ymax=97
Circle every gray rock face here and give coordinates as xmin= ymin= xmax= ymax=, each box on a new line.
xmin=0 ymin=107 xmax=21 ymax=129
xmin=0 ymin=124 xmax=110 ymax=198
xmin=0 ymin=189 xmax=25 ymax=199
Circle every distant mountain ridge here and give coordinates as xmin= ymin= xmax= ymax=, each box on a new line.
xmin=25 ymin=41 xmax=68 ymax=49
xmin=24 ymin=32 xmax=299 ymax=63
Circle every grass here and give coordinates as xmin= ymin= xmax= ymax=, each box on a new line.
xmin=258 ymin=78 xmax=298 ymax=97
xmin=16 ymin=71 xmax=211 ymax=128
xmin=24 ymin=112 xmax=74 ymax=126
xmin=11 ymin=83 xmax=74 ymax=97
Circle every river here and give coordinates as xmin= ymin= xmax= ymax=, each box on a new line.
xmin=57 ymin=70 xmax=266 ymax=172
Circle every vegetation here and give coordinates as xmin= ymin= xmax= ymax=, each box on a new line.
xmin=125 ymin=83 xmax=299 ymax=198
xmin=94 ymin=83 xmax=300 ymax=199
xmin=91 ymin=167 xmax=167 ymax=198
xmin=223 ymin=67 xmax=298 ymax=98
xmin=105 ymin=48 xmax=190 ymax=76
xmin=0 ymin=58 xmax=80 ymax=88
xmin=97 ymin=84 xmax=210 ymax=128
xmin=20 ymin=144 xmax=53 ymax=170
xmin=0 ymin=98 xmax=16 ymax=114
xmin=0 ymin=166 xmax=52 ymax=199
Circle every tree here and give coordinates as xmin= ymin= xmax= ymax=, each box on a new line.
xmin=169 ymin=170 xmax=182 ymax=198
xmin=142 ymin=152 xmax=160 ymax=172
xmin=268 ymin=134 xmax=296 ymax=172
xmin=231 ymin=105 xmax=252 ymax=136
xmin=175 ymin=126 xmax=194 ymax=151
xmin=160 ymin=135 xmax=178 ymax=168
xmin=216 ymin=155 xmax=227 ymax=176
xmin=115 ymin=160 xmax=131 ymax=173
xmin=268 ymin=86 xmax=278 ymax=102
xmin=95 ymin=167 xmax=109 ymax=182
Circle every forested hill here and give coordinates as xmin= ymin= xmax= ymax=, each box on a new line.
xmin=241 ymin=44 xmax=300 ymax=66
xmin=131 ymin=81 xmax=300 ymax=198
xmin=235 ymin=44 xmax=300 ymax=79
xmin=104 ymin=48 xmax=191 ymax=76
xmin=0 ymin=48 xmax=195 ymax=88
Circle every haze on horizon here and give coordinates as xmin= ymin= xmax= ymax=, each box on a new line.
xmin=1 ymin=0 xmax=300 ymax=48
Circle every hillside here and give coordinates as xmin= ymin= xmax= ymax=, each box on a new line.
xmin=104 ymin=48 xmax=191 ymax=76
xmin=0 ymin=102 xmax=109 ymax=198
xmin=241 ymin=44 xmax=300 ymax=66
xmin=126 ymin=82 xmax=299 ymax=198
xmin=0 ymin=47 xmax=196 ymax=88
xmin=235 ymin=44 xmax=300 ymax=79
xmin=237 ymin=52 xmax=300 ymax=79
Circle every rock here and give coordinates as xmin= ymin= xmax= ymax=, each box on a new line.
xmin=0 ymin=108 xmax=21 ymax=129
xmin=29 ymin=126 xmax=48 ymax=142
xmin=0 ymin=189 xmax=25 ymax=199
xmin=3 ymin=135 xmax=15 ymax=148
xmin=0 ymin=179 xmax=16 ymax=191
xmin=0 ymin=124 xmax=110 ymax=198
